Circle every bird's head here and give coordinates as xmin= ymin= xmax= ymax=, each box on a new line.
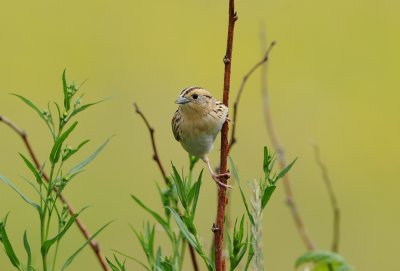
xmin=175 ymin=87 xmax=215 ymax=114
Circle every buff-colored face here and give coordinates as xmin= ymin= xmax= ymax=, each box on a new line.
xmin=175 ymin=87 xmax=215 ymax=112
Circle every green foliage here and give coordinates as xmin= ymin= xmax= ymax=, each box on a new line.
xmin=295 ymin=251 xmax=353 ymax=271
xmin=0 ymin=70 xmax=109 ymax=271
xmin=130 ymin=158 xmax=216 ymax=271
xmin=227 ymin=216 xmax=248 ymax=271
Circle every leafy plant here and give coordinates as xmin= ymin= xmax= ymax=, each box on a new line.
xmin=295 ymin=251 xmax=353 ymax=271
xmin=0 ymin=70 xmax=111 ymax=271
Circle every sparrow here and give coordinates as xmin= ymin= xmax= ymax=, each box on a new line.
xmin=172 ymin=86 xmax=230 ymax=187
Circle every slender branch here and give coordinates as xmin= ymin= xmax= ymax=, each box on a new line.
xmin=259 ymin=33 xmax=316 ymax=251
xmin=132 ymin=102 xmax=169 ymax=186
xmin=131 ymin=104 xmax=200 ymax=271
xmin=229 ymin=41 xmax=276 ymax=149
xmin=0 ymin=115 xmax=110 ymax=271
xmin=215 ymin=1 xmax=237 ymax=270
xmin=312 ymin=144 xmax=340 ymax=252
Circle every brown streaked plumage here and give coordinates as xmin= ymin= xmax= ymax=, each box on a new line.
xmin=172 ymin=87 xmax=230 ymax=187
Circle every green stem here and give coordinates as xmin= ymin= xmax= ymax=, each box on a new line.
xmin=178 ymin=236 xmax=186 ymax=270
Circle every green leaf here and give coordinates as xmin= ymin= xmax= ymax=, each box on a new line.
xmin=61 ymin=221 xmax=112 ymax=271
xmin=70 ymin=99 xmax=107 ymax=118
xmin=190 ymin=170 xmax=203 ymax=219
xmin=0 ymin=214 xmax=21 ymax=269
xmin=67 ymin=137 xmax=112 ymax=176
xmin=166 ymin=207 xmax=200 ymax=253
xmin=62 ymin=139 xmax=90 ymax=161
xmin=131 ymin=195 xmax=173 ymax=241
xmin=12 ymin=94 xmax=47 ymax=123
xmin=171 ymin=164 xmax=188 ymax=209
xmin=261 ymin=185 xmax=276 ymax=210
xmin=19 ymin=153 xmax=42 ymax=185
xmin=111 ymin=249 xmax=150 ymax=271
xmin=62 ymin=69 xmax=70 ymax=111
xmin=295 ymin=251 xmax=353 ymax=271
xmin=50 ymin=121 xmax=78 ymax=164
xmin=229 ymin=156 xmax=254 ymax=225
xmin=41 ymin=206 xmax=89 ymax=256
xmin=23 ymin=231 xmax=33 ymax=271
xmin=274 ymin=158 xmax=297 ymax=184
xmin=263 ymin=146 xmax=270 ymax=176
xmin=0 ymin=175 xmax=40 ymax=212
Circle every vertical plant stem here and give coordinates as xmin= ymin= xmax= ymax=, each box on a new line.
xmin=313 ymin=144 xmax=340 ymax=252
xmin=215 ymin=1 xmax=237 ymax=270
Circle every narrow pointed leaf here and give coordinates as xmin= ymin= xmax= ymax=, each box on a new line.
xmin=23 ymin=231 xmax=32 ymax=270
xmin=229 ymin=156 xmax=254 ymax=225
xmin=70 ymin=99 xmax=107 ymax=118
xmin=61 ymin=221 xmax=112 ymax=271
xmin=190 ymin=170 xmax=203 ymax=218
xmin=0 ymin=175 xmax=40 ymax=212
xmin=62 ymin=139 xmax=90 ymax=161
xmin=274 ymin=158 xmax=297 ymax=183
xmin=0 ymin=215 xmax=21 ymax=268
xmin=67 ymin=137 xmax=112 ymax=176
xmin=12 ymin=94 xmax=46 ymax=123
xmin=50 ymin=121 xmax=78 ymax=164
xmin=166 ymin=207 xmax=200 ymax=253
xmin=62 ymin=69 xmax=70 ymax=111
xmin=261 ymin=185 xmax=276 ymax=209
xmin=19 ymin=154 xmax=42 ymax=185
xmin=130 ymin=195 xmax=173 ymax=241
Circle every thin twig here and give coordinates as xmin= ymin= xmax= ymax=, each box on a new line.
xmin=312 ymin=144 xmax=340 ymax=252
xmin=259 ymin=32 xmax=316 ymax=250
xmin=132 ymin=102 xmax=169 ymax=186
xmin=229 ymin=41 xmax=276 ymax=149
xmin=215 ymin=1 xmax=237 ymax=270
xmin=131 ymin=104 xmax=200 ymax=271
xmin=0 ymin=115 xmax=110 ymax=271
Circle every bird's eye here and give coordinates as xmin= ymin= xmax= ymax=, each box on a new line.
xmin=192 ymin=94 xmax=198 ymax=99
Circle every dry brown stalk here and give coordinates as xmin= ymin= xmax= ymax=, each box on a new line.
xmin=0 ymin=115 xmax=110 ymax=271
xmin=259 ymin=36 xmax=316 ymax=250
xmin=230 ymin=41 xmax=276 ymax=149
xmin=313 ymin=144 xmax=340 ymax=252
xmin=214 ymin=0 xmax=237 ymax=270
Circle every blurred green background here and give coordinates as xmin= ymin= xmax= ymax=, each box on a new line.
xmin=1 ymin=0 xmax=399 ymax=270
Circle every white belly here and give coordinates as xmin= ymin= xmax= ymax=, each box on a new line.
xmin=180 ymin=116 xmax=222 ymax=158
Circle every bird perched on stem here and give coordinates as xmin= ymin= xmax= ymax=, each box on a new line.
xmin=172 ymin=86 xmax=230 ymax=188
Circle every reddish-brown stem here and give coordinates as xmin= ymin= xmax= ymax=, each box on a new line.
xmin=313 ymin=144 xmax=340 ymax=252
xmin=259 ymin=36 xmax=316 ymax=250
xmin=0 ymin=115 xmax=110 ymax=271
xmin=229 ymin=41 xmax=276 ymax=149
xmin=133 ymin=102 xmax=169 ymax=186
xmin=215 ymin=1 xmax=237 ymax=270
xmin=132 ymin=104 xmax=199 ymax=271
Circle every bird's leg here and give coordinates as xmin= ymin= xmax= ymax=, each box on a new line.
xmin=203 ymin=156 xmax=231 ymax=188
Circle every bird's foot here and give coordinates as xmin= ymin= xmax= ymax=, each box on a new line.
xmin=212 ymin=171 xmax=232 ymax=188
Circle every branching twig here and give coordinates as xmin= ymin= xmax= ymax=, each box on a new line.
xmin=132 ymin=104 xmax=200 ymax=271
xmin=313 ymin=144 xmax=340 ymax=252
xmin=259 ymin=33 xmax=316 ymax=251
xmin=229 ymin=41 xmax=276 ymax=149
xmin=215 ymin=1 xmax=237 ymax=270
xmin=132 ymin=102 xmax=169 ymax=186
xmin=0 ymin=115 xmax=110 ymax=271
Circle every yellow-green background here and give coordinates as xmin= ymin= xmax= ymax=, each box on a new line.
xmin=0 ymin=0 xmax=398 ymax=270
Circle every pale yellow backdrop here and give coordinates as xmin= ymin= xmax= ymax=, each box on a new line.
xmin=0 ymin=0 xmax=399 ymax=270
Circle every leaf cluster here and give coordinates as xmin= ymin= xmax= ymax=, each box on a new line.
xmin=0 ymin=70 xmax=110 ymax=271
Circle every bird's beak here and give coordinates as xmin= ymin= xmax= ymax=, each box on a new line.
xmin=175 ymin=96 xmax=190 ymax=104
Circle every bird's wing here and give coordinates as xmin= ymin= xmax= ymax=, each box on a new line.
xmin=171 ymin=109 xmax=181 ymax=141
